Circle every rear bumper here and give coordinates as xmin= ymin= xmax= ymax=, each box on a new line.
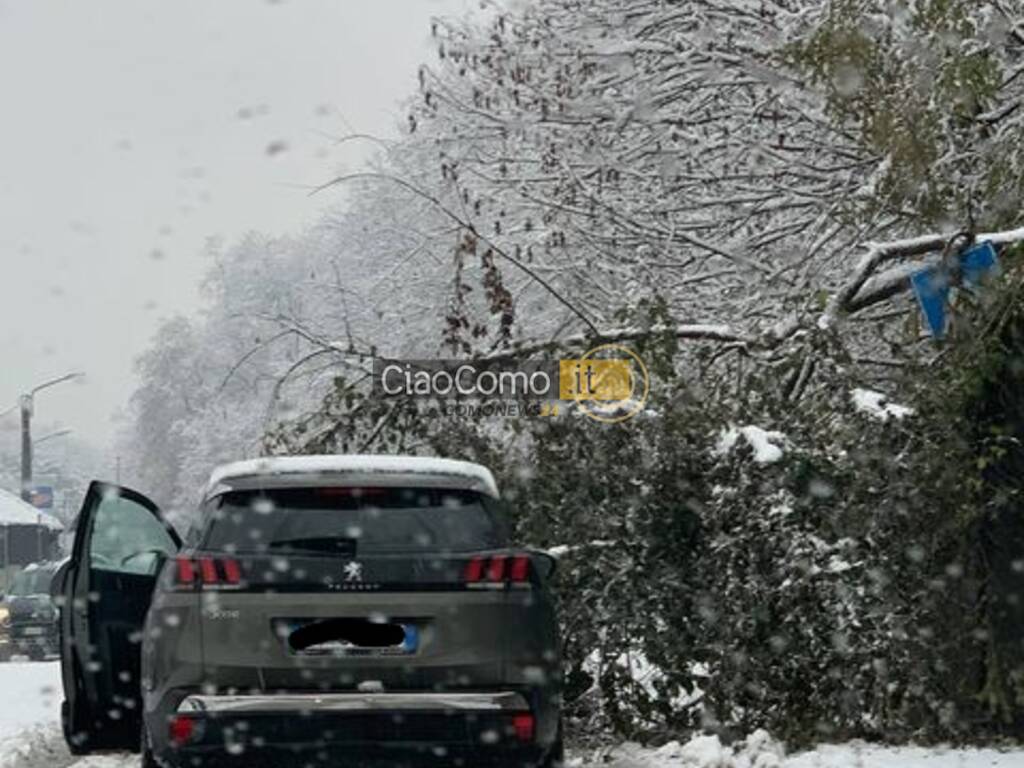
xmin=158 ymin=744 xmax=547 ymax=768
xmin=178 ymin=690 xmax=530 ymax=713
xmin=151 ymin=691 xmax=555 ymax=768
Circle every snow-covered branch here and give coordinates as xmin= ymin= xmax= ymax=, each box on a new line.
xmin=821 ymin=225 xmax=1024 ymax=328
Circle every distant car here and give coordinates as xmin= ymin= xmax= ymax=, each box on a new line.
xmin=6 ymin=561 xmax=62 ymax=660
xmin=51 ymin=456 xmax=564 ymax=767
xmin=0 ymin=596 xmax=10 ymax=662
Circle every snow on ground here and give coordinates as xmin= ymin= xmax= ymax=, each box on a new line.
xmin=0 ymin=661 xmax=71 ymax=768
xmin=55 ymin=759 xmax=129 ymax=768
xmin=786 ymin=742 xmax=1023 ymax=767
xmin=0 ymin=727 xmax=72 ymax=768
xmin=583 ymin=733 xmax=1024 ymax=767
xmin=0 ymin=663 xmax=61 ymax=740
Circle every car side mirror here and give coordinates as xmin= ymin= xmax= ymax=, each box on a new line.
xmin=530 ymin=550 xmax=557 ymax=580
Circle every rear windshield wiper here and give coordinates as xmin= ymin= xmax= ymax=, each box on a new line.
xmin=267 ymin=537 xmax=358 ymax=556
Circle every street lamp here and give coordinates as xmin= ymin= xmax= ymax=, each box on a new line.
xmin=19 ymin=373 xmax=84 ymax=502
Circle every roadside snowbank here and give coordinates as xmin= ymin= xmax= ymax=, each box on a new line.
xmin=576 ymin=731 xmax=782 ymax=768
xmin=0 ymin=661 xmax=67 ymax=768
xmin=786 ymin=742 xmax=1023 ymax=767
xmin=0 ymin=726 xmax=68 ymax=768
xmin=573 ymin=732 xmax=1024 ymax=767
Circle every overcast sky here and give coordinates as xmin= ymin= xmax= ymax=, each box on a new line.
xmin=0 ymin=0 xmax=471 ymax=454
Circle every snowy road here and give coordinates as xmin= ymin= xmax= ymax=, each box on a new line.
xmin=0 ymin=663 xmax=61 ymax=741
xmin=1 ymin=661 xmax=1022 ymax=768
xmin=0 ymin=662 xmax=131 ymax=768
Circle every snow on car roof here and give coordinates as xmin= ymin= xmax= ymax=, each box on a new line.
xmin=0 ymin=488 xmax=63 ymax=530
xmin=203 ymin=455 xmax=500 ymax=500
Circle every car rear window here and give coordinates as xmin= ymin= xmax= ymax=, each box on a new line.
xmin=9 ymin=566 xmax=55 ymax=597
xmin=201 ymin=486 xmax=508 ymax=555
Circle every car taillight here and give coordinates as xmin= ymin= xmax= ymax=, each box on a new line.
xmin=464 ymin=556 xmax=485 ymax=582
xmin=168 ymin=715 xmax=197 ymax=746
xmin=509 ymin=555 xmax=530 ymax=582
xmin=199 ymin=558 xmax=217 ymax=584
xmin=174 ymin=556 xmax=242 ymax=589
xmin=511 ymin=712 xmax=535 ymax=742
xmin=487 ymin=555 xmax=507 ymax=582
xmin=175 ymin=557 xmax=195 ymax=586
xmin=464 ymin=554 xmax=532 ymax=587
xmin=222 ymin=558 xmax=242 ymax=584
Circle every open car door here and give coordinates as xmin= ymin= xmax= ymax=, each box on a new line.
xmin=53 ymin=481 xmax=179 ymax=753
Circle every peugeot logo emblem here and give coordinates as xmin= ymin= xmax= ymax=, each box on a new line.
xmin=344 ymin=561 xmax=363 ymax=582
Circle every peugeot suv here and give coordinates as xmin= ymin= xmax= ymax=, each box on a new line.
xmin=51 ymin=455 xmax=563 ymax=767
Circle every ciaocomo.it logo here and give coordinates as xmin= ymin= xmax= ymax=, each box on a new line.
xmin=558 ymin=344 xmax=649 ymax=423
xmin=372 ymin=345 xmax=650 ymax=423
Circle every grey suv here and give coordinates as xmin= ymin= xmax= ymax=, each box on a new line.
xmin=52 ymin=456 xmax=563 ymax=767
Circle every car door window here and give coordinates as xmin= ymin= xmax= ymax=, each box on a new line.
xmin=89 ymin=493 xmax=176 ymax=575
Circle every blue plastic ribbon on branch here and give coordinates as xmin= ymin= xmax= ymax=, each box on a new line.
xmin=960 ymin=241 xmax=999 ymax=288
xmin=911 ymin=266 xmax=951 ymax=339
xmin=910 ymin=240 xmax=999 ymax=338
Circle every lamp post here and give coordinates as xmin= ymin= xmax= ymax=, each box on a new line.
xmin=19 ymin=373 xmax=84 ymax=502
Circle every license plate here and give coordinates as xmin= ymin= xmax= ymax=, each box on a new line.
xmin=21 ymin=627 xmax=44 ymax=637
xmin=285 ymin=621 xmax=419 ymax=657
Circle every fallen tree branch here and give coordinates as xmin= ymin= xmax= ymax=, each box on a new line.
xmin=476 ymin=322 xmax=762 ymax=363
xmin=820 ymin=224 xmax=1024 ymax=328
